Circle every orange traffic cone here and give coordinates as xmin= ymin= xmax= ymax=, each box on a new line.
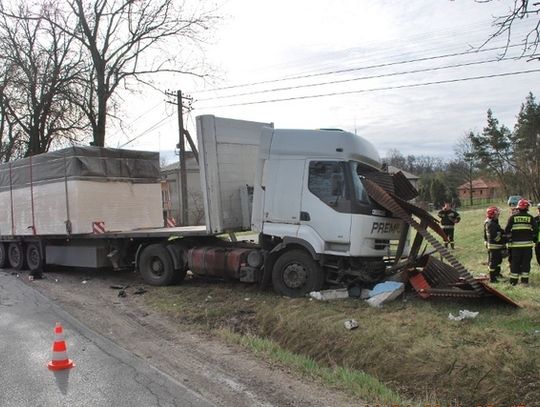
xmin=47 ymin=322 xmax=75 ymax=371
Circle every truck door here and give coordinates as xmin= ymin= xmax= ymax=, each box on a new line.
xmin=300 ymin=161 xmax=352 ymax=252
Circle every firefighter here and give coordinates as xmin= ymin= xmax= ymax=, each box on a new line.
xmin=484 ymin=206 xmax=506 ymax=283
xmin=505 ymin=199 xmax=536 ymax=285
xmin=507 ymin=206 xmax=520 ymax=267
xmin=536 ymin=203 xmax=540 ymax=266
xmin=438 ymin=202 xmax=461 ymax=249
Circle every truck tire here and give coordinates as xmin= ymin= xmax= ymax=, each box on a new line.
xmin=272 ymin=249 xmax=324 ymax=297
xmin=139 ymin=244 xmax=175 ymax=286
xmin=26 ymin=243 xmax=42 ymax=271
xmin=8 ymin=242 xmax=26 ymax=271
xmin=0 ymin=243 xmax=6 ymax=268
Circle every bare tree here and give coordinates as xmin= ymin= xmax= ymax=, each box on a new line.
xmin=479 ymin=0 xmax=540 ymax=60
xmin=0 ymin=68 xmax=25 ymax=162
xmin=48 ymin=0 xmax=218 ymax=147
xmin=0 ymin=2 xmax=88 ymax=158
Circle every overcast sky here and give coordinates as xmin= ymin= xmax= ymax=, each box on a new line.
xmin=113 ymin=0 xmax=540 ymax=162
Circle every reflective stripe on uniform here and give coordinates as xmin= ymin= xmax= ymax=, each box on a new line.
xmin=442 ymin=225 xmax=454 ymax=229
xmin=511 ymin=225 xmax=532 ymax=231
xmin=487 ymin=244 xmax=504 ymax=249
xmin=508 ymin=242 xmax=534 ymax=248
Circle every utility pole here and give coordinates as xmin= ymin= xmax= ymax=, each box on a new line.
xmin=165 ymin=89 xmax=197 ymax=226
xmin=176 ymin=90 xmax=188 ymax=226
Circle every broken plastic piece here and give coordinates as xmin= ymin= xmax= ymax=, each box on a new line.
xmin=448 ymin=310 xmax=479 ymax=321
xmin=309 ymin=288 xmax=349 ymax=301
xmin=344 ymin=319 xmax=359 ymax=330
xmin=365 ymin=282 xmax=404 ymax=307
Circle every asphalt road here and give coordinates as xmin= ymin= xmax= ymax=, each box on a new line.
xmin=0 ymin=271 xmax=216 ymax=407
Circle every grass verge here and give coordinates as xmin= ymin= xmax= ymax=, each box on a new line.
xmin=220 ymin=329 xmax=413 ymax=405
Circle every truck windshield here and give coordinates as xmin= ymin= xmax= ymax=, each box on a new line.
xmin=349 ymin=161 xmax=379 ymax=203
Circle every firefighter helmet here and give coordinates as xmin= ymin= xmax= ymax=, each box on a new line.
xmin=517 ymin=199 xmax=530 ymax=210
xmin=486 ymin=206 xmax=499 ymax=219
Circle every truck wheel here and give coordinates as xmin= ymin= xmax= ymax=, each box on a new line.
xmin=8 ymin=243 xmax=26 ymax=271
xmin=139 ymin=244 xmax=175 ymax=286
xmin=0 ymin=243 xmax=6 ymax=268
xmin=26 ymin=243 xmax=42 ymax=271
xmin=272 ymin=249 xmax=324 ymax=297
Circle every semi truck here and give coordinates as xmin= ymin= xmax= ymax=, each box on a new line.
xmin=0 ymin=115 xmax=409 ymax=297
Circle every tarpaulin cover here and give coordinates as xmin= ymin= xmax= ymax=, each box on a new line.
xmin=0 ymin=147 xmax=160 ymax=191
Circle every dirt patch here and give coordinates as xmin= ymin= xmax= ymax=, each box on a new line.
xmin=16 ymin=267 xmax=359 ymax=407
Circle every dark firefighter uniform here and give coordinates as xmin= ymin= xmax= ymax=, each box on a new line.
xmin=438 ymin=206 xmax=461 ymax=249
xmin=536 ymin=205 xmax=540 ymax=266
xmin=505 ymin=207 xmax=537 ymax=285
xmin=484 ymin=215 xmax=506 ymax=283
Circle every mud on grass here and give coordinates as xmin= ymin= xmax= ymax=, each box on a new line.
xmin=145 ymin=276 xmax=540 ymax=406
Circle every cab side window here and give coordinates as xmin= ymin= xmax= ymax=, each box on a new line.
xmin=308 ymin=161 xmax=350 ymax=212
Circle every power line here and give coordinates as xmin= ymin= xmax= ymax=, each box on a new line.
xmin=197 ymin=68 xmax=540 ymax=109
xmin=196 ymin=56 xmax=516 ymax=102
xmin=119 ymin=113 xmax=173 ymax=148
xmin=193 ymin=44 xmax=523 ymax=94
xmin=224 ymin=20 xmax=499 ymax=82
xmin=128 ymin=100 xmax=164 ymax=124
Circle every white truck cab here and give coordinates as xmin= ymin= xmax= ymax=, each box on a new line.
xmin=253 ymin=127 xmax=403 ymax=257
xmin=195 ymin=115 xmax=406 ymax=297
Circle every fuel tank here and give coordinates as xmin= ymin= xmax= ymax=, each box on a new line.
xmin=187 ymin=247 xmax=262 ymax=279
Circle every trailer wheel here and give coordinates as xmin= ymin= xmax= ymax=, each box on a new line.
xmin=8 ymin=243 xmax=26 ymax=271
xmin=139 ymin=244 xmax=175 ymax=286
xmin=0 ymin=243 xmax=6 ymax=268
xmin=272 ymin=249 xmax=324 ymax=297
xmin=26 ymin=243 xmax=42 ymax=271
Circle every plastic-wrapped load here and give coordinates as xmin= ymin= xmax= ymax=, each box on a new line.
xmin=0 ymin=147 xmax=163 ymax=236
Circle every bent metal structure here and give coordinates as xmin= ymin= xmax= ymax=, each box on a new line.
xmin=361 ymin=177 xmax=519 ymax=307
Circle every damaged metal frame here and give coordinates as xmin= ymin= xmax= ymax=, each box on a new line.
xmin=362 ymin=173 xmax=520 ymax=307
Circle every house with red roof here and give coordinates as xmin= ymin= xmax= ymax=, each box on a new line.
xmin=457 ymin=178 xmax=502 ymax=202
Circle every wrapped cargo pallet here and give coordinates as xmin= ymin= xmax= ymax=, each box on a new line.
xmin=0 ymin=147 xmax=163 ymax=236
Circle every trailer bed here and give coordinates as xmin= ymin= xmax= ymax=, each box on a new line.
xmin=0 ymin=225 xmax=209 ymax=241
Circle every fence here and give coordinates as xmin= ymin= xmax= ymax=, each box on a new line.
xmin=459 ymin=198 xmax=505 ymax=209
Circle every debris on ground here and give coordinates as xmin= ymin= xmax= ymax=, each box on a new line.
xmin=30 ymin=270 xmax=43 ymax=280
xmin=365 ymin=282 xmax=404 ymax=308
xmin=310 ymin=288 xmax=349 ymax=301
xmin=133 ymin=287 xmax=148 ymax=295
xmin=448 ymin=310 xmax=479 ymax=321
xmin=118 ymin=289 xmax=127 ymax=298
xmin=346 ymin=286 xmax=360 ymax=298
xmin=110 ymin=284 xmax=128 ymax=290
xmin=344 ymin=319 xmax=359 ymax=330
